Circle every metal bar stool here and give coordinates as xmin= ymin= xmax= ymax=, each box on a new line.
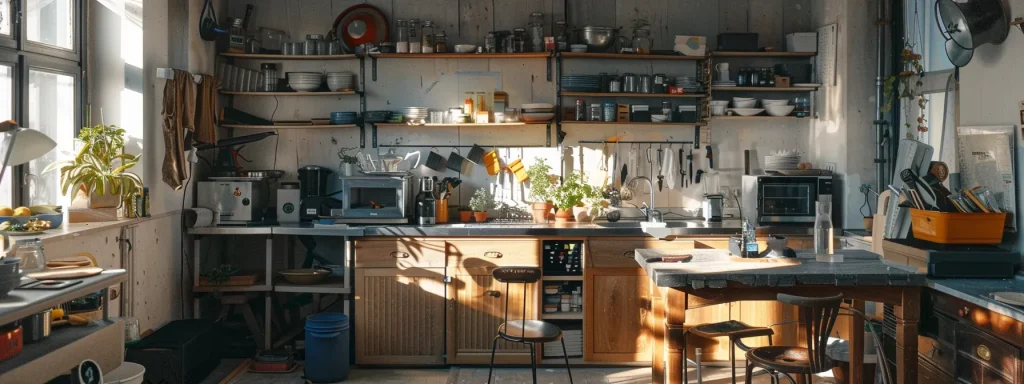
xmin=682 ymin=320 xmax=775 ymax=384
xmin=744 ymin=293 xmax=844 ymax=384
xmin=486 ymin=267 xmax=572 ymax=384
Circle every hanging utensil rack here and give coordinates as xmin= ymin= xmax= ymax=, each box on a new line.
xmin=577 ymin=140 xmax=694 ymax=145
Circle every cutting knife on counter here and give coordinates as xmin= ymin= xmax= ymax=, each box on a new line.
xmin=646 ymin=254 xmax=693 ymax=263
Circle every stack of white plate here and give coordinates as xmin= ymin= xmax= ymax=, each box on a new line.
xmin=327 ymin=72 xmax=355 ymax=91
xmin=287 ymin=72 xmax=323 ymax=92
xmin=673 ymin=76 xmax=702 ymax=93
xmin=521 ymin=103 xmax=554 ymax=122
xmin=765 ymin=154 xmax=801 ymax=170
xmin=712 ymin=80 xmax=737 ymax=87
xmin=401 ymin=107 xmax=429 ymax=123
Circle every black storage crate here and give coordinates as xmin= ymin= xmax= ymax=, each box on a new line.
xmin=125 ymin=319 xmax=222 ymax=384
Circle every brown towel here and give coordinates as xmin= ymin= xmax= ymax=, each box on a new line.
xmin=193 ymin=74 xmax=220 ymax=145
xmin=161 ymin=69 xmax=196 ymax=190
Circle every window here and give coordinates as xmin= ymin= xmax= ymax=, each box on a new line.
xmin=0 ymin=2 xmax=83 ymax=207
xmin=900 ymin=0 xmax=956 ymax=155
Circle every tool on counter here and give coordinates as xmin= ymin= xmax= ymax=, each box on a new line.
xmin=656 ymin=146 xmax=664 ymax=191
xmin=900 ymin=168 xmax=938 ymax=210
xmin=706 ymin=145 xmax=714 ymax=169
xmin=645 ymin=254 xmax=693 ymax=263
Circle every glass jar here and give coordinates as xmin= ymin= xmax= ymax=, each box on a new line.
xmin=749 ymin=68 xmax=760 ymax=87
xmin=529 ymin=12 xmax=544 ymax=53
xmin=794 ymin=97 xmax=811 ymax=117
xmin=408 ymin=19 xmax=421 ymax=54
xmin=228 ymin=18 xmax=246 ymax=52
xmin=631 ymin=27 xmax=653 ymax=54
xmin=759 ymin=68 xmax=769 ymax=87
xmin=554 ymin=21 xmax=568 ymax=52
xmin=485 ymin=32 xmax=497 ymax=53
xmin=736 ymin=68 xmax=747 ymax=87
xmin=475 ymin=92 xmax=488 ymax=115
xmin=434 ymin=31 xmax=448 ymax=53
xmin=813 ymin=201 xmax=834 ymax=256
xmin=304 ymin=34 xmax=322 ymax=55
xmin=589 ymin=104 xmax=602 ymax=121
xmin=767 ymin=67 xmax=776 ymax=87
xmin=396 ymin=19 xmax=410 ymax=53
xmin=259 ymin=27 xmax=285 ymax=53
xmin=421 ymin=21 xmax=435 ymax=53
xmin=464 ymin=92 xmax=475 ymax=115
xmin=575 ymin=99 xmax=586 ymax=121
xmin=513 ymin=28 xmax=526 ymax=53
xmin=260 ymin=63 xmax=277 ymax=92
xmin=603 ymin=102 xmax=616 ymax=122
xmin=15 ymin=238 xmax=45 ymax=273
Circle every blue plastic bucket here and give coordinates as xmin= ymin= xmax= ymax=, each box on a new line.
xmin=304 ymin=313 xmax=350 ymax=382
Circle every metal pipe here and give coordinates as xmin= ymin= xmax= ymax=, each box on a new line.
xmin=874 ymin=0 xmax=888 ymax=193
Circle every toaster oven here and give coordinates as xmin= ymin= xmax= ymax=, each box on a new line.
xmin=741 ymin=175 xmax=838 ymax=226
xmin=334 ymin=175 xmax=410 ymax=224
xmin=197 ymin=180 xmax=269 ymax=224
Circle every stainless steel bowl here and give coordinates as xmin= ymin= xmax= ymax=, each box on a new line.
xmin=576 ymin=26 xmax=619 ymax=52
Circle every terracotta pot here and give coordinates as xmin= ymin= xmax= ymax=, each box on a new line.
xmin=473 ymin=211 xmax=488 ymax=223
xmin=554 ymin=208 xmax=574 ymax=223
xmin=459 ymin=211 xmax=472 ymax=222
xmin=863 ymin=216 xmax=873 ymax=234
xmin=530 ymin=202 xmax=553 ymax=224
xmin=71 ymin=187 xmax=121 ymax=209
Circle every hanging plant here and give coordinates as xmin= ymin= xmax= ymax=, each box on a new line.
xmin=882 ymin=46 xmax=928 ymax=137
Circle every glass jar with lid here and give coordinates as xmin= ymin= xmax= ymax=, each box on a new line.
xmin=304 ymin=34 xmax=323 ymax=55
xmin=529 ymin=12 xmax=544 ymax=52
xmin=408 ymin=19 xmax=421 ymax=53
xmin=396 ymin=19 xmax=410 ymax=53
xmin=485 ymin=32 xmax=497 ymax=53
xmin=434 ymin=31 xmax=448 ymax=53
xmin=228 ymin=18 xmax=246 ymax=52
xmin=15 ymin=238 xmax=45 ymax=273
xmin=512 ymin=28 xmax=526 ymax=53
xmin=554 ymin=21 xmax=568 ymax=52
xmin=421 ymin=21 xmax=435 ymax=53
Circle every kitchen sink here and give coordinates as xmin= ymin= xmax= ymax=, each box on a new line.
xmin=594 ymin=221 xmax=695 ymax=228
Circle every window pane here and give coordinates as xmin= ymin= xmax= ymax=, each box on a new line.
xmin=0 ymin=65 xmax=11 ymax=208
xmin=0 ymin=0 xmax=11 ymax=36
xmin=27 ymin=0 xmax=74 ymax=50
xmin=904 ymin=0 xmax=953 ymax=73
xmin=28 ymin=69 xmax=75 ymax=206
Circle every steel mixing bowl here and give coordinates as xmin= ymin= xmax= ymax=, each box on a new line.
xmin=576 ymin=26 xmax=619 ymax=52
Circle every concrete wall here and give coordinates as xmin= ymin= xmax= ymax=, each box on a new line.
xmin=958 ymin=0 xmax=1024 ymax=259
xmin=214 ymin=0 xmax=848 ymax=221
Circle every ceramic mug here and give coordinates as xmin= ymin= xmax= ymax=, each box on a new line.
xmin=711 ymin=105 xmax=727 ymax=116
xmin=715 ymin=62 xmax=730 ymax=73
xmin=483 ymin=150 xmax=501 ymax=176
xmin=424 ymin=147 xmax=447 ymax=171
xmin=446 ymin=148 xmax=466 ymax=173
xmin=467 ymin=144 xmax=486 ymax=165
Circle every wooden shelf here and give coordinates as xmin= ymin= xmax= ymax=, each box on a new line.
xmin=275 ymin=280 xmax=351 ymax=294
xmin=712 ymin=116 xmax=816 ymax=120
xmin=373 ymin=122 xmax=550 ymax=127
xmin=562 ymin=92 xmax=704 ymax=98
xmin=560 ymin=52 xmax=705 ymax=61
xmin=542 ymin=275 xmax=584 ymax=281
xmin=371 ymin=52 xmax=550 ymax=59
xmin=223 ymin=124 xmax=358 ymax=129
xmin=711 ymin=51 xmax=817 ymax=58
xmin=220 ymin=53 xmax=358 ymax=60
xmin=562 ymin=121 xmax=707 ymax=126
xmin=712 ymin=86 xmax=818 ymax=92
xmin=193 ymin=284 xmax=272 ymax=293
xmin=220 ymin=91 xmax=358 ymax=96
xmin=540 ymin=312 xmax=584 ymax=320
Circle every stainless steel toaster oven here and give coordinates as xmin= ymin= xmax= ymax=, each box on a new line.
xmin=197 ymin=180 xmax=269 ymax=224
xmin=741 ymin=175 xmax=837 ymax=226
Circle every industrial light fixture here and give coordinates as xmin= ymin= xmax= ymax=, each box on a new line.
xmin=0 ymin=120 xmax=57 ymax=181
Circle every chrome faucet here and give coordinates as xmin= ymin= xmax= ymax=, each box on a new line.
xmin=627 ymin=176 xmax=662 ymax=223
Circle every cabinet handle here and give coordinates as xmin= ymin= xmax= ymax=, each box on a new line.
xmin=390 ymin=251 xmax=410 ymax=258
xmin=622 ymin=251 xmax=635 ymax=258
xmin=484 ymin=251 xmax=503 ymax=259
xmin=958 ymin=306 xmax=971 ymax=318
xmin=976 ymin=344 xmax=991 ymax=361
xmin=484 ymin=290 xmax=502 ymax=298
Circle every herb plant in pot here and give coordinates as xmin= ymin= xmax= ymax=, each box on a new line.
xmin=459 ymin=206 xmax=472 ymax=223
xmin=469 ymin=188 xmax=495 ymax=223
xmin=551 ymin=172 xmax=588 ymax=224
xmin=578 ymin=185 xmax=608 ymax=223
xmin=44 ymin=124 xmax=143 ymax=218
xmin=525 ymin=157 xmax=554 ymax=223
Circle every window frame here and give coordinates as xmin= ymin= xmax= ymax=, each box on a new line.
xmin=0 ymin=0 xmax=17 ymax=49
xmin=21 ymin=0 xmax=81 ymax=61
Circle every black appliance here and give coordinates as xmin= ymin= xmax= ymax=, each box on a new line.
xmin=884 ymin=238 xmax=1018 ymax=278
xmin=298 ymin=165 xmax=342 ymax=221
xmin=415 ymin=176 xmax=435 ymax=225
xmin=717 ymin=33 xmax=758 ymax=51
xmin=542 ymin=240 xmax=583 ymax=276
xmin=125 ymin=319 xmax=221 ymax=384
xmin=741 ymin=175 xmax=837 ymax=226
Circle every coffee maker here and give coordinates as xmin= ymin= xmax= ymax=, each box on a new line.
xmin=415 ymin=177 xmax=436 ymax=225
xmin=298 ymin=165 xmax=343 ymax=221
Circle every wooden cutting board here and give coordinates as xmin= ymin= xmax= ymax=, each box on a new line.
xmin=27 ymin=267 xmax=103 ymax=280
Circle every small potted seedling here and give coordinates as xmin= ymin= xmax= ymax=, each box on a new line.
xmin=469 ymin=188 xmax=496 ymax=223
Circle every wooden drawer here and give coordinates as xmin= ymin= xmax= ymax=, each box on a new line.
xmin=919 ymin=311 xmax=956 ymax=376
xmin=919 ymin=357 xmax=954 ymax=384
xmin=446 ymin=239 xmax=541 ymax=270
xmin=354 ymin=239 xmax=446 ymax=268
xmin=587 ymin=237 xmax=695 ymax=268
xmin=956 ymin=322 xmax=1022 ymax=384
xmin=930 ymin=290 xmax=1024 ymax=348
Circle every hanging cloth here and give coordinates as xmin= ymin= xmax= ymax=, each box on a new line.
xmin=193 ymin=74 xmax=220 ymax=145
xmin=161 ymin=69 xmax=196 ymax=190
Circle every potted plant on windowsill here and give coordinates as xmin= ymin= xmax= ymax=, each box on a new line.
xmin=469 ymin=188 xmax=495 ymax=223
xmin=525 ymin=157 xmax=554 ymax=223
xmin=578 ymin=185 xmax=608 ymax=223
xmin=551 ymin=172 xmax=588 ymax=224
xmin=44 ymin=124 xmax=143 ymax=221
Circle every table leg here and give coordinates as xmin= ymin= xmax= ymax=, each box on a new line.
xmin=662 ymin=288 xmax=688 ymax=384
xmin=796 ymin=307 xmax=808 ymax=384
xmin=895 ymin=287 xmax=920 ymax=384
xmin=652 ymin=287 xmax=666 ymax=384
xmin=849 ymin=300 xmax=865 ymax=384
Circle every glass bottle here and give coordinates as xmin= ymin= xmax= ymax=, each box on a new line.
xmin=759 ymin=68 xmax=769 ymax=87
xmin=529 ymin=12 xmax=544 ymax=53
xmin=15 ymin=238 xmax=45 ymax=273
xmin=421 ymin=21 xmax=435 ymax=53
xmin=513 ymin=28 xmax=526 ymax=53
xmin=485 ymin=32 xmax=497 ymax=53
xmin=767 ymin=67 xmax=776 ymax=87
xmin=396 ymin=19 xmax=410 ymax=53
xmin=408 ymin=19 xmax=421 ymax=54
xmin=749 ymin=68 xmax=760 ymax=87
xmin=434 ymin=31 xmax=448 ymax=53
xmin=554 ymin=21 xmax=568 ymax=52
xmin=736 ymin=68 xmax=748 ymax=87
xmin=813 ymin=201 xmax=834 ymax=257
xmin=464 ymin=92 xmax=475 ymax=116
xmin=575 ymin=99 xmax=586 ymax=121
xmin=589 ymin=104 xmax=601 ymax=121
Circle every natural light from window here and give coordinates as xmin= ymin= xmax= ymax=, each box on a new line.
xmin=27 ymin=0 xmax=74 ymax=50
xmin=28 ymin=70 xmax=75 ymax=206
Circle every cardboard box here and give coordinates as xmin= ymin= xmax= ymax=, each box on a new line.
xmin=674 ymin=36 xmax=707 ymax=56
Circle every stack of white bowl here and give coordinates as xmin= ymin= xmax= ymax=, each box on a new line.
xmin=327 ymin=72 xmax=355 ymax=91
xmin=727 ymin=97 xmax=763 ymax=116
xmin=402 ymin=107 xmax=429 ymax=123
xmin=521 ymin=103 xmax=555 ymax=122
xmin=761 ymin=99 xmax=795 ymax=117
xmin=709 ymin=100 xmax=729 ymax=116
xmin=287 ymin=72 xmax=323 ymax=92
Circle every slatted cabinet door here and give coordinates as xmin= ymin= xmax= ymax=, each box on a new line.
xmin=447 ymin=273 xmax=539 ymax=364
xmin=354 ymin=268 xmax=448 ymax=365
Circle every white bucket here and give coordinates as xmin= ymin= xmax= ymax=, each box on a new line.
xmin=104 ymin=362 xmax=145 ymax=384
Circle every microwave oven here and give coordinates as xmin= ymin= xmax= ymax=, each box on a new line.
xmin=333 ymin=175 xmax=410 ymax=224
xmin=741 ymin=175 xmax=838 ymax=226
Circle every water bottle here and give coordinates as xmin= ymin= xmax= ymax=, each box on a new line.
xmin=814 ymin=201 xmax=834 ymax=256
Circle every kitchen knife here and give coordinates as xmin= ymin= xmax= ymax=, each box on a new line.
xmin=688 ymin=149 xmax=694 ymax=185
xmin=679 ymin=147 xmax=686 ymax=188
xmin=695 ymin=169 xmax=704 ymax=184
xmin=646 ymin=255 xmax=693 ymax=263
xmin=706 ymin=145 xmax=714 ymax=169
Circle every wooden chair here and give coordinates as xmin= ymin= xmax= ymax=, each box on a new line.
xmin=682 ymin=320 xmax=776 ymax=384
xmin=744 ymin=293 xmax=844 ymax=384
xmin=487 ymin=267 xmax=572 ymax=384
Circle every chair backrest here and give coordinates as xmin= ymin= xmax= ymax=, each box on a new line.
xmin=777 ymin=293 xmax=844 ymax=373
xmin=492 ymin=267 xmax=541 ymax=339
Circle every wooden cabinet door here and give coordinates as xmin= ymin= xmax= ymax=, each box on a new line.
xmin=584 ymin=268 xmax=653 ymax=362
xmin=448 ymin=273 xmax=538 ymax=364
xmin=354 ymin=268 xmax=447 ymax=365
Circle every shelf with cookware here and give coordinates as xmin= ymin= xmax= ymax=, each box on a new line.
xmin=708 ymin=49 xmax=819 ymax=119
xmin=220 ymin=52 xmax=360 ymax=60
xmin=219 ymin=91 xmax=361 ymax=96
xmin=223 ymin=124 xmax=360 ymax=130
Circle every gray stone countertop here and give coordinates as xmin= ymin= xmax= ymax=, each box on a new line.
xmin=928 ymin=276 xmax=1024 ymax=322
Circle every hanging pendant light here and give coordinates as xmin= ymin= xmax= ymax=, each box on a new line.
xmin=935 ymin=0 xmax=1010 ymax=67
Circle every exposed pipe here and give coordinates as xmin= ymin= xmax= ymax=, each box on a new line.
xmin=874 ymin=0 xmax=889 ymax=193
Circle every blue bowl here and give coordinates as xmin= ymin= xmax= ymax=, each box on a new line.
xmin=0 ymin=213 xmax=63 ymax=228
xmin=330 ymin=112 xmax=357 ymax=119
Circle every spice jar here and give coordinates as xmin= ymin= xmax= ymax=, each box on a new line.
xmin=421 ymin=21 xmax=435 ymax=53
xmin=434 ymin=31 xmax=448 ymax=53
xmin=228 ymin=18 xmax=246 ymax=52
xmin=529 ymin=12 xmax=544 ymax=53
xmin=513 ymin=28 xmax=526 ymax=53
xmin=485 ymin=32 xmax=497 ymax=53
xmin=464 ymin=92 xmax=475 ymax=115
xmin=590 ymin=104 xmax=602 ymax=121
xmin=603 ymin=102 xmax=616 ymax=122
xmin=554 ymin=21 xmax=568 ymax=52
xmin=575 ymin=99 xmax=586 ymax=121
xmin=396 ymin=19 xmax=410 ymax=53
xmin=408 ymin=19 xmax=421 ymax=53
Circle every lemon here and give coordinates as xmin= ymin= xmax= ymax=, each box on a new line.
xmin=0 ymin=207 xmax=12 ymax=216
xmin=12 ymin=207 xmax=31 ymax=216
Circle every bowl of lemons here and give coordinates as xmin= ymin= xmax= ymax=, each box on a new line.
xmin=0 ymin=205 xmax=63 ymax=229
